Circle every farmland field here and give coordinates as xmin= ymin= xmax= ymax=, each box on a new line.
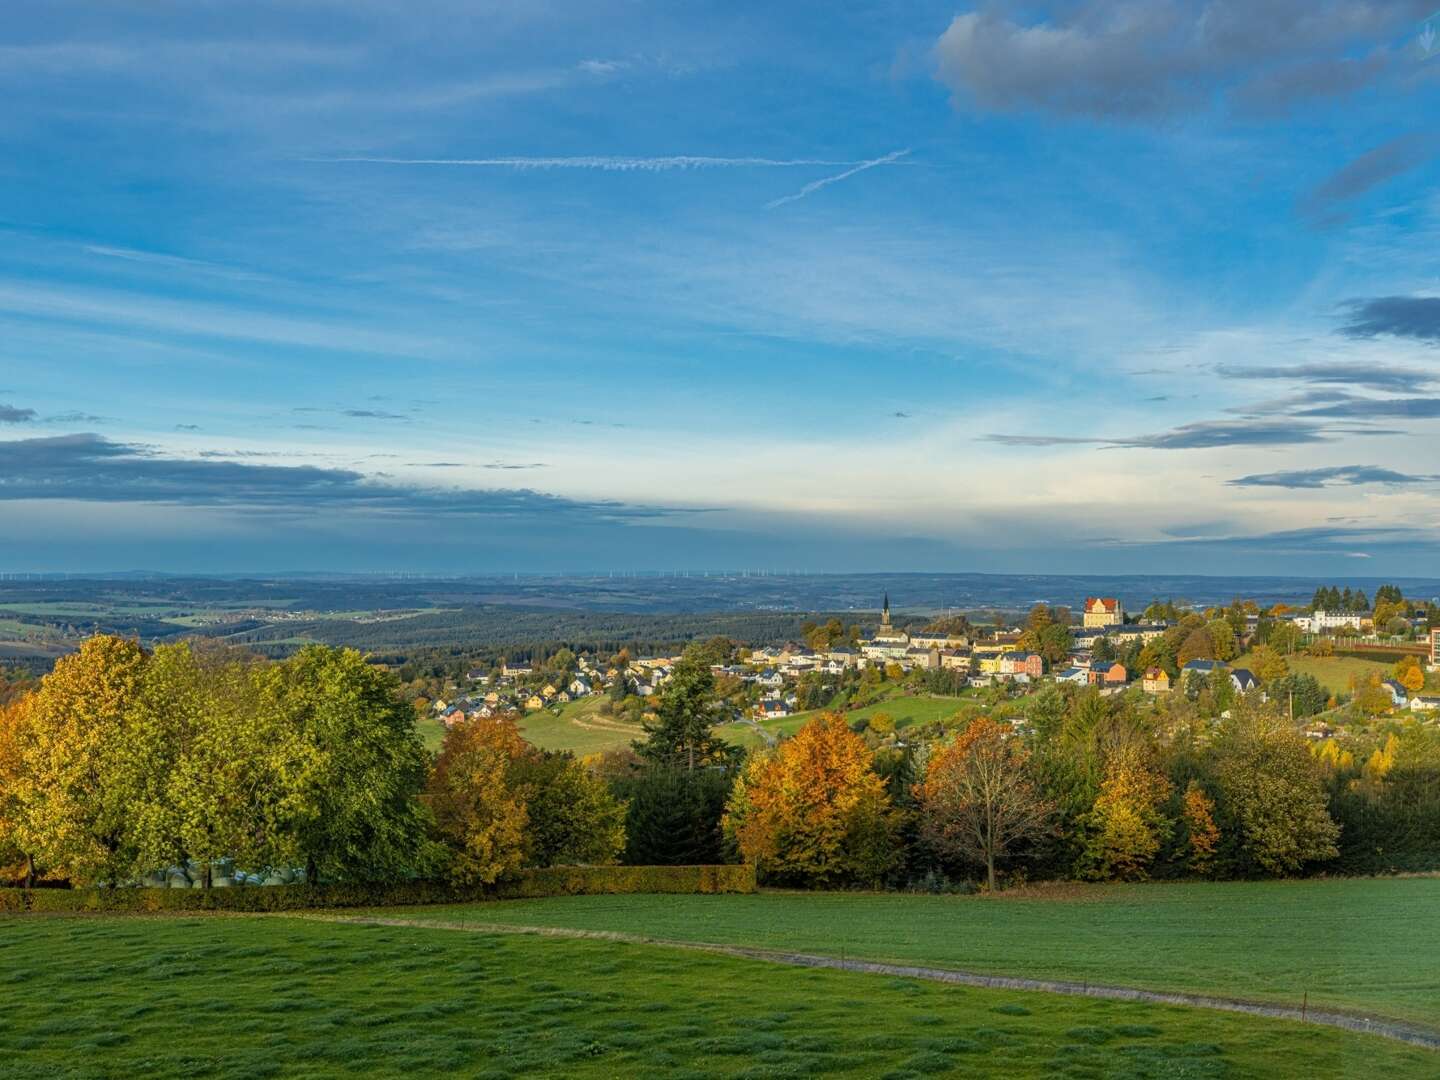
xmin=375 ymin=877 xmax=1440 ymax=1030
xmin=1 ymin=912 xmax=1432 ymax=1078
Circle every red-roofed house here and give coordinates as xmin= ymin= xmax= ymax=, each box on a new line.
xmin=1083 ymin=597 xmax=1125 ymax=628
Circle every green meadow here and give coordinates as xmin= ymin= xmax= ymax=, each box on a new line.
xmin=2 ymin=911 xmax=1432 ymax=1078
xmin=376 ymin=877 xmax=1440 ymax=1030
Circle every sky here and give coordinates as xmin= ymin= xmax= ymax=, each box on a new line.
xmin=3 ymin=0 xmax=1440 ymax=575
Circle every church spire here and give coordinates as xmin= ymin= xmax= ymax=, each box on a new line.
xmin=881 ymin=592 xmax=891 ymax=627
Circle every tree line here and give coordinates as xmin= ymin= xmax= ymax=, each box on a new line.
xmin=4 ymin=634 xmax=1438 ymax=892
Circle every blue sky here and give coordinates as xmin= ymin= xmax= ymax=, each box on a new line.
xmin=3 ymin=0 xmax=1440 ymax=574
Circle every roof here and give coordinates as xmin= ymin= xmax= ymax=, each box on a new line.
xmin=1182 ymin=659 xmax=1221 ymax=672
xmin=1231 ymin=668 xmax=1257 ymax=688
xmin=1085 ymin=597 xmax=1120 ymax=612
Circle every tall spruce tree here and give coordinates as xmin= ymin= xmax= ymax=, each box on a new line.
xmin=634 ymin=646 xmax=736 ymax=772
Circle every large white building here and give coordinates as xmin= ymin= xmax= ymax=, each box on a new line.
xmin=1293 ymin=610 xmax=1369 ymax=634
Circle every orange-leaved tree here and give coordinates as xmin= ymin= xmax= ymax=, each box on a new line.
xmin=916 ymin=716 xmax=1052 ymax=891
xmin=1180 ymin=780 xmax=1220 ymax=877
xmin=724 ymin=713 xmax=899 ymax=887
xmin=426 ymin=715 xmax=530 ymax=885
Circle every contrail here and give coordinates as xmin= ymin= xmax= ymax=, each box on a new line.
xmin=308 ymin=154 xmax=867 ymax=171
xmin=765 ymin=148 xmax=911 ymax=209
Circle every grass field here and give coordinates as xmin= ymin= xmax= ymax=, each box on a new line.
xmin=517 ymin=698 xmax=647 ymax=757
xmin=1 ymin=914 xmax=1431 ymax=1078
xmin=1234 ymin=652 xmax=1391 ymax=696
xmin=375 ymin=878 xmax=1440 ymax=1029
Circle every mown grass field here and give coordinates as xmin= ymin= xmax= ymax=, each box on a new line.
xmin=518 ymin=697 xmax=647 ymax=757
xmin=1 ymin=913 xmax=1431 ymax=1078
xmin=377 ymin=877 xmax=1440 ymax=1029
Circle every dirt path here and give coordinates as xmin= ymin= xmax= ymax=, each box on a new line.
xmin=291 ymin=913 xmax=1440 ymax=1052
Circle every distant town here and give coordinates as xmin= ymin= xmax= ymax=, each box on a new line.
xmin=432 ymin=586 xmax=1440 ymax=743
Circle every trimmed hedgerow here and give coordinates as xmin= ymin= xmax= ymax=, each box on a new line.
xmin=0 ymin=864 xmax=755 ymax=915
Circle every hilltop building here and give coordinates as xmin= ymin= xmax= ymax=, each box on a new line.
xmin=1082 ymin=597 xmax=1124 ymax=628
xmin=860 ymin=593 xmax=912 ymax=662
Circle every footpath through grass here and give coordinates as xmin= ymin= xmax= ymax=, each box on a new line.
xmin=1 ymin=914 xmax=1431 ymax=1078
xmin=376 ymin=877 xmax=1440 ymax=1030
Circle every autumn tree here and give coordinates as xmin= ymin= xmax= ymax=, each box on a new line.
xmin=1176 ymin=629 xmax=1214 ymax=667
xmin=917 ymin=717 xmax=1052 ymax=890
xmin=18 ymin=636 xmax=148 ymax=885
xmin=1249 ymin=645 xmax=1289 ymax=683
xmin=1205 ymin=620 xmax=1238 ymax=663
xmin=724 ymin=714 xmax=899 ymax=887
xmin=0 ymin=696 xmax=37 ymax=885
xmin=1212 ymin=712 xmax=1340 ymax=875
xmin=1395 ymin=657 xmax=1425 ymax=694
xmin=117 ymin=642 xmax=287 ymax=884
xmin=426 ymin=715 xmax=530 ymax=884
xmin=1077 ymin=743 xmax=1172 ymax=881
xmin=1180 ymin=781 xmax=1220 ymax=877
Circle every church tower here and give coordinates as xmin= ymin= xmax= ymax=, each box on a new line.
xmin=881 ymin=592 xmax=891 ymax=629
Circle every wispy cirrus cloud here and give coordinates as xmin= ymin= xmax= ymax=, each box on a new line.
xmin=1298 ymin=396 xmax=1440 ymax=419
xmin=1299 ymin=133 xmax=1440 ymax=223
xmin=1228 ymin=464 xmax=1439 ymax=488
xmin=1216 ymin=361 xmax=1436 ymax=394
xmin=983 ymin=418 xmax=1341 ymax=450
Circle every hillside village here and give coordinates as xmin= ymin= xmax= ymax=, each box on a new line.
xmin=432 ymin=588 xmax=1440 ymax=737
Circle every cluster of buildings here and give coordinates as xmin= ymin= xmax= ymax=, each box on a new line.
xmin=431 ymin=604 xmax=1440 ymax=729
xmin=434 ymin=654 xmax=682 ymax=727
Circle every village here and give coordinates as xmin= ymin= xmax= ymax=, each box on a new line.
xmin=432 ymin=592 xmax=1440 ymax=735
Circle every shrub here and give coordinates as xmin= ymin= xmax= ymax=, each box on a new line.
xmin=0 ymin=864 xmax=755 ymax=914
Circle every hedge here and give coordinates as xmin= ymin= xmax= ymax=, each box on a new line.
xmin=0 ymin=864 xmax=756 ymax=915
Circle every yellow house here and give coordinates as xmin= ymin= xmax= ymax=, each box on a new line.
xmin=1142 ymin=668 xmax=1172 ymax=694
xmin=524 ymin=694 xmax=545 ymax=711
xmin=1083 ymin=597 xmax=1125 ymax=628
xmin=541 ymin=684 xmax=557 ymax=699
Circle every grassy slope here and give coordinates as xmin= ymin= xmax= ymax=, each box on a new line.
xmin=1235 ymin=652 xmax=1391 ymax=695
xmin=1 ymin=915 xmax=1430 ymax=1079
xmin=378 ymin=878 xmax=1440 ymax=1029
xmin=517 ymin=697 xmax=646 ymax=757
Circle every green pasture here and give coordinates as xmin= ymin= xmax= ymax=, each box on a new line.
xmin=1 ymin=912 xmax=1430 ymax=1078
xmin=379 ymin=877 xmax=1440 ymax=1029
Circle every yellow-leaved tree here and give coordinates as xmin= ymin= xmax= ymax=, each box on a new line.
xmin=426 ymin=715 xmax=530 ymax=885
xmin=18 ymin=636 xmax=148 ymax=885
xmin=1078 ymin=742 xmax=1173 ymax=881
xmin=0 ymin=696 xmax=37 ymax=884
xmin=724 ymin=714 xmax=899 ymax=887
